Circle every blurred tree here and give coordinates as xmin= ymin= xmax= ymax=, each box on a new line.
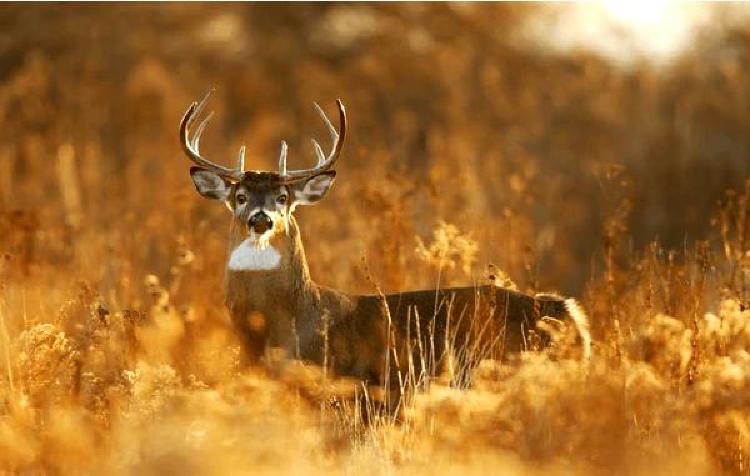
xmin=2 ymin=4 xmax=750 ymax=294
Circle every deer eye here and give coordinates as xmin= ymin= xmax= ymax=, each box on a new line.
xmin=276 ymin=194 xmax=288 ymax=206
xmin=236 ymin=194 xmax=247 ymax=205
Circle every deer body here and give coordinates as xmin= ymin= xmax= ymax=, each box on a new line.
xmin=224 ymin=215 xmax=317 ymax=360
xmin=222 ymin=212 xmax=567 ymax=383
xmin=180 ymin=92 xmax=580 ymax=385
xmin=223 ymin=214 xmax=388 ymax=380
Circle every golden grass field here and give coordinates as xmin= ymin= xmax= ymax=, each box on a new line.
xmin=3 ymin=4 xmax=750 ymax=475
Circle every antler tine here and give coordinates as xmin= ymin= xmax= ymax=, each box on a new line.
xmin=314 ymin=102 xmax=338 ymax=143
xmin=333 ymin=99 xmax=347 ymax=160
xmin=280 ymin=99 xmax=347 ymax=181
xmin=191 ymin=89 xmax=213 ymax=127
xmin=279 ymin=140 xmax=288 ymax=176
xmin=238 ymin=145 xmax=246 ymax=172
xmin=190 ymin=111 xmax=214 ymax=153
xmin=179 ymin=90 xmax=244 ymax=181
xmin=311 ymin=139 xmax=325 ymax=166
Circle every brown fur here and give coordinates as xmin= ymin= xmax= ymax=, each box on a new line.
xmin=224 ymin=213 xmax=569 ymax=386
xmin=184 ymin=102 xmax=571 ymax=387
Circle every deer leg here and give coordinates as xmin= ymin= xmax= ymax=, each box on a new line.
xmin=229 ymin=308 xmax=268 ymax=367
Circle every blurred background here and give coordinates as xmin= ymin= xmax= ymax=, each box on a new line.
xmin=3 ymin=2 xmax=750 ymax=303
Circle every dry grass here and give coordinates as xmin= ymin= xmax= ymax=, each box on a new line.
xmin=3 ymin=273 xmax=750 ymax=475
xmin=4 ymin=4 xmax=750 ymax=475
xmin=3 ymin=180 xmax=750 ymax=474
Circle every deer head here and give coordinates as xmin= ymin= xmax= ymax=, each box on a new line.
xmin=181 ymin=91 xmax=346 ymax=269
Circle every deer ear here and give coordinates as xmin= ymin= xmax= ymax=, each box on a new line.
xmin=292 ymin=171 xmax=336 ymax=206
xmin=190 ymin=167 xmax=231 ymax=201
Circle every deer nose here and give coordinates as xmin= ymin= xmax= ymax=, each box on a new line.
xmin=248 ymin=212 xmax=273 ymax=234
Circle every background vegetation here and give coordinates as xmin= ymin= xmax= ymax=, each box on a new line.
xmin=3 ymin=4 xmax=750 ymax=474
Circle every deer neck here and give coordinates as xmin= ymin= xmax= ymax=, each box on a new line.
xmin=224 ymin=217 xmax=320 ymax=350
xmin=225 ymin=216 xmax=315 ymax=300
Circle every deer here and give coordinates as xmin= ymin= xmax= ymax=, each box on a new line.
xmin=180 ymin=91 xmax=590 ymax=390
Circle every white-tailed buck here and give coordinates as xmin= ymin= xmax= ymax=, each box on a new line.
xmin=181 ymin=91 xmax=587 ymax=386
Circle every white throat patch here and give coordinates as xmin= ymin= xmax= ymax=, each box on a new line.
xmin=228 ymin=238 xmax=281 ymax=271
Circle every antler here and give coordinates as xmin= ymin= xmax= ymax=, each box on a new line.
xmin=180 ymin=90 xmax=245 ymax=182
xmin=278 ymin=99 xmax=347 ymax=182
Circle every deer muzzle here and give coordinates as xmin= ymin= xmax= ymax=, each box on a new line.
xmin=248 ymin=212 xmax=273 ymax=234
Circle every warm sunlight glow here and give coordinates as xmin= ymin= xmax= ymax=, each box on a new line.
xmin=7 ymin=5 xmax=750 ymax=474
xmin=601 ymin=0 xmax=673 ymax=28
xmin=524 ymin=2 xmax=750 ymax=66
xmin=600 ymin=0 xmax=703 ymax=60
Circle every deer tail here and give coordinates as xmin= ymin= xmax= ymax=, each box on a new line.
xmin=564 ymin=298 xmax=592 ymax=361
